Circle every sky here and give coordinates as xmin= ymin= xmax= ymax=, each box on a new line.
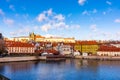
xmin=0 ymin=0 xmax=120 ymax=40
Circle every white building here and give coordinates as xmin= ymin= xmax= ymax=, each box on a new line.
xmin=73 ymin=51 xmax=80 ymax=56
xmin=111 ymin=44 xmax=120 ymax=48
xmin=97 ymin=51 xmax=120 ymax=56
xmin=59 ymin=45 xmax=73 ymax=55
xmin=97 ymin=45 xmax=120 ymax=56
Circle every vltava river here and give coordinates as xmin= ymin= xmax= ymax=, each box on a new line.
xmin=0 ymin=59 xmax=120 ymax=80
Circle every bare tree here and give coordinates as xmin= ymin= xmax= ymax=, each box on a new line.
xmin=0 ymin=33 xmax=8 ymax=56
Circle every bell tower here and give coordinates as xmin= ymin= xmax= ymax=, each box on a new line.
xmin=29 ymin=32 xmax=36 ymax=41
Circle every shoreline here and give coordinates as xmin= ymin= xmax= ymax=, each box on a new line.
xmin=0 ymin=56 xmax=120 ymax=63
xmin=0 ymin=56 xmax=46 ymax=63
xmin=75 ymin=56 xmax=120 ymax=60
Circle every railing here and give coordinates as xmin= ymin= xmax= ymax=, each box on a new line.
xmin=0 ymin=74 xmax=10 ymax=80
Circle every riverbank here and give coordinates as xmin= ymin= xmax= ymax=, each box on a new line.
xmin=75 ymin=56 xmax=120 ymax=60
xmin=0 ymin=56 xmax=46 ymax=62
xmin=0 ymin=56 xmax=120 ymax=63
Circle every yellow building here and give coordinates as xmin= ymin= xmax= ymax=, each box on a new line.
xmin=74 ymin=41 xmax=99 ymax=54
xmin=82 ymin=45 xmax=99 ymax=54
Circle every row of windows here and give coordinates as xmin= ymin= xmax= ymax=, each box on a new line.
xmin=9 ymin=50 xmax=34 ymax=52
xmin=98 ymin=53 xmax=120 ymax=56
xmin=62 ymin=48 xmax=71 ymax=51
xmin=36 ymin=39 xmax=75 ymax=42
xmin=9 ymin=47 xmax=33 ymax=50
xmin=8 ymin=48 xmax=34 ymax=53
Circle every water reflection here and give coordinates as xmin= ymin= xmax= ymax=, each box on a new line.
xmin=0 ymin=60 xmax=120 ymax=80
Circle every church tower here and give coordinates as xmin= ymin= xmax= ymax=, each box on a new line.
xmin=29 ymin=32 xmax=36 ymax=41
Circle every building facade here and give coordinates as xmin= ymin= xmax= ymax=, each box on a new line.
xmin=10 ymin=36 xmax=30 ymax=43
xmin=9 ymin=33 xmax=75 ymax=43
xmin=97 ymin=45 xmax=120 ymax=56
xmin=55 ymin=43 xmax=73 ymax=55
xmin=5 ymin=41 xmax=34 ymax=54
xmin=74 ymin=41 xmax=99 ymax=54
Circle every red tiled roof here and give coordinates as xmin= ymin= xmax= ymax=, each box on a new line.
xmin=35 ymin=35 xmax=45 ymax=38
xmin=5 ymin=41 xmax=34 ymax=47
xmin=98 ymin=45 xmax=120 ymax=52
xmin=76 ymin=40 xmax=98 ymax=45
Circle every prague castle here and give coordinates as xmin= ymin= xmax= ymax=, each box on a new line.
xmin=9 ymin=33 xmax=75 ymax=43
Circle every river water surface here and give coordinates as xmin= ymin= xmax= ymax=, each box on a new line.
xmin=0 ymin=59 xmax=120 ymax=80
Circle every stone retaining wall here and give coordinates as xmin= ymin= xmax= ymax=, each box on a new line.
xmin=0 ymin=56 xmax=46 ymax=62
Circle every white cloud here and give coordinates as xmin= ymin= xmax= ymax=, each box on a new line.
xmin=116 ymin=32 xmax=120 ymax=39
xmin=116 ymin=32 xmax=120 ymax=36
xmin=90 ymin=24 xmax=97 ymax=32
xmin=54 ymin=14 xmax=65 ymax=21
xmin=37 ymin=13 xmax=47 ymax=22
xmin=103 ymin=12 xmax=106 ymax=15
xmin=68 ymin=13 xmax=72 ymax=17
xmin=78 ymin=0 xmax=86 ymax=6
xmin=44 ymin=34 xmax=61 ymax=38
xmin=37 ymin=9 xmax=80 ymax=32
xmin=41 ymin=24 xmax=51 ymax=32
xmin=47 ymin=8 xmax=52 ymax=16
xmin=70 ymin=24 xmax=80 ymax=29
xmin=10 ymin=32 xmax=16 ymax=35
xmin=82 ymin=10 xmax=89 ymax=15
xmin=53 ymin=22 xmax=68 ymax=28
xmin=24 ymin=27 xmax=30 ymax=33
xmin=82 ymin=9 xmax=97 ymax=15
xmin=102 ymin=32 xmax=112 ymax=39
xmin=33 ymin=26 xmax=39 ymax=30
xmin=114 ymin=19 xmax=120 ymax=23
xmin=74 ymin=25 xmax=80 ymax=29
xmin=93 ymin=9 xmax=97 ymax=13
xmin=0 ymin=9 xmax=5 ymax=15
xmin=9 ymin=5 xmax=15 ymax=11
xmin=3 ymin=18 xmax=14 ymax=25
xmin=102 ymin=8 xmax=112 ymax=15
xmin=10 ymin=27 xmax=30 ymax=36
xmin=40 ymin=22 xmax=69 ymax=32
xmin=106 ymin=1 xmax=112 ymax=5
xmin=37 ymin=9 xmax=54 ymax=22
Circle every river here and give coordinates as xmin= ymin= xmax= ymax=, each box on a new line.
xmin=0 ymin=59 xmax=120 ymax=80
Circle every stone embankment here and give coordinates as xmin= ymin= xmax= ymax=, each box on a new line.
xmin=75 ymin=56 xmax=120 ymax=60
xmin=0 ymin=56 xmax=46 ymax=62
xmin=0 ymin=56 xmax=120 ymax=63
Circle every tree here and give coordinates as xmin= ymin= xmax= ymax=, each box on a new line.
xmin=0 ymin=33 xmax=8 ymax=57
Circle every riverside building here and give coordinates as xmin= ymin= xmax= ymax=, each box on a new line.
xmin=5 ymin=41 xmax=34 ymax=54
xmin=74 ymin=41 xmax=99 ymax=55
xmin=97 ymin=45 xmax=120 ymax=56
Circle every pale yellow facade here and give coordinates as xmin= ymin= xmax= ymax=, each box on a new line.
xmin=10 ymin=36 xmax=30 ymax=42
xmin=9 ymin=33 xmax=75 ymax=43
xmin=43 ymin=37 xmax=75 ymax=43
xmin=74 ymin=44 xmax=99 ymax=54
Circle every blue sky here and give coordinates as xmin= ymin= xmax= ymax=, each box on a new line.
xmin=0 ymin=0 xmax=120 ymax=40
